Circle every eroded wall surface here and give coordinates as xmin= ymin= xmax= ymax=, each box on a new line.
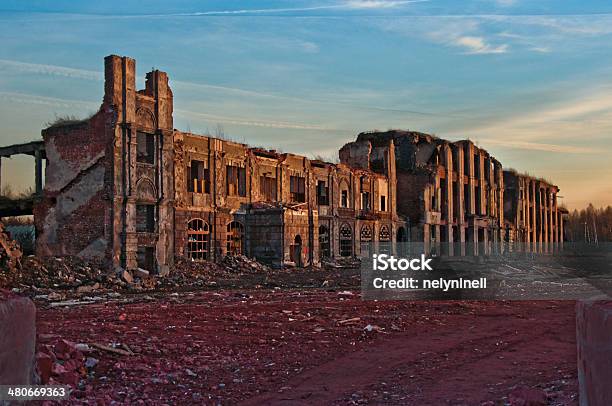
xmin=27 ymin=54 xmax=565 ymax=272
xmin=35 ymin=110 xmax=110 ymax=258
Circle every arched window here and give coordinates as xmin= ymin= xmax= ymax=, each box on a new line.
xmin=227 ymin=221 xmax=244 ymax=255
xmin=340 ymin=223 xmax=353 ymax=257
xmin=187 ymin=219 xmax=209 ymax=261
xmin=319 ymin=225 xmax=330 ymax=259
xmin=379 ymin=225 xmax=391 ymax=255
xmin=379 ymin=225 xmax=391 ymax=241
xmin=360 ymin=224 xmax=373 ymax=257
xmin=360 ymin=225 xmax=373 ymax=241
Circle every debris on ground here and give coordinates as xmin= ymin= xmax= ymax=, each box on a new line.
xmin=0 ymin=221 xmax=23 ymax=272
xmin=1 ymin=254 xmax=361 ymax=302
xmin=35 ymin=293 xmax=578 ymax=404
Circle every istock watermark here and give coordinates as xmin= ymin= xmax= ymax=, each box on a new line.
xmin=372 ymin=254 xmax=433 ymax=271
xmin=361 ymin=243 xmax=612 ymax=301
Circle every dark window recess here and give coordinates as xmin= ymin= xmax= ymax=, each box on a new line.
xmin=317 ymin=181 xmax=329 ymax=206
xmin=441 ymin=184 xmax=448 ymax=218
xmin=136 ymin=204 xmax=155 ymax=232
xmin=431 ymin=189 xmax=437 ymax=211
xmin=188 ymin=160 xmax=210 ymax=194
xmin=259 ymin=176 xmax=277 ymax=201
xmin=360 ymin=176 xmax=370 ymax=192
xmin=361 ymin=192 xmax=371 ymax=211
xmin=341 ymin=190 xmax=349 ymax=208
xmin=227 ymin=221 xmax=244 ymax=254
xmin=380 ymin=195 xmax=386 ymax=211
xmin=319 ymin=225 xmax=330 ymax=259
xmin=137 ymin=246 xmax=156 ymax=271
xmin=290 ymin=176 xmax=306 ymax=203
xmin=226 ymin=165 xmax=246 ymax=197
xmin=137 ymin=132 xmax=155 ymax=164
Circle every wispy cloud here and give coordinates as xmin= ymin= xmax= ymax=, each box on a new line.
xmin=0 ymin=59 xmax=102 ymax=81
xmin=452 ymin=35 xmax=508 ymax=54
xmin=0 ymin=91 xmax=98 ymax=109
xmin=449 ymin=88 xmax=612 ymax=154
xmin=482 ymin=139 xmax=598 ymax=154
xmin=175 ymin=0 xmax=429 ymax=16
xmin=343 ymin=0 xmax=426 ymax=9
xmin=0 ymin=58 xmax=449 ymax=118
xmin=0 ymin=90 xmax=339 ymax=132
xmin=375 ymin=13 xmax=612 ymax=56
xmin=175 ymin=108 xmax=341 ymax=131
xmin=378 ymin=17 xmax=510 ymax=55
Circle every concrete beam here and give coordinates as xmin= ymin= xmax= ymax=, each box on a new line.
xmin=0 ymin=140 xmax=46 ymax=159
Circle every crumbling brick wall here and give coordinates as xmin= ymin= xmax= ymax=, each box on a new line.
xmin=35 ymin=109 xmax=111 ymax=259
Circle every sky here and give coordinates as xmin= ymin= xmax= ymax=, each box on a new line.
xmin=1 ymin=0 xmax=612 ymax=209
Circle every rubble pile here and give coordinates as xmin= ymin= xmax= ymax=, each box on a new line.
xmin=322 ymin=257 xmax=361 ymax=269
xmin=220 ymin=254 xmax=273 ymax=274
xmin=158 ymin=255 xmax=274 ymax=289
xmin=36 ymin=338 xmax=99 ymax=392
xmin=2 ymin=252 xmax=360 ymax=298
xmin=158 ymin=258 xmax=226 ymax=289
xmin=0 ymin=221 xmax=23 ymax=272
xmin=0 ymin=256 xmax=121 ymax=293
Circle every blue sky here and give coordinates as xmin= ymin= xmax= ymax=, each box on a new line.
xmin=1 ymin=0 xmax=612 ymax=209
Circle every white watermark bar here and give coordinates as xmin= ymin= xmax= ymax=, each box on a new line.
xmin=0 ymin=385 xmax=70 ymax=401
xmin=361 ymin=242 xmax=612 ymax=301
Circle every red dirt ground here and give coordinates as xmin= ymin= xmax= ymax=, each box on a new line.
xmin=36 ymin=291 xmax=578 ymax=405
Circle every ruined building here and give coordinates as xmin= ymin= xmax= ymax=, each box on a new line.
xmin=341 ymin=131 xmax=506 ymax=256
xmin=14 ymin=55 xmax=405 ymax=271
xmin=503 ymin=170 xmax=566 ymax=250
xmin=0 ymin=55 xmax=565 ymax=273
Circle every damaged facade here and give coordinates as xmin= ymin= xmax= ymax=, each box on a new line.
xmin=503 ymin=170 xmax=566 ymax=251
xmin=29 ymin=55 xmax=405 ymax=272
xmin=0 ymin=55 xmax=566 ymax=273
xmin=340 ymin=131 xmax=507 ymax=256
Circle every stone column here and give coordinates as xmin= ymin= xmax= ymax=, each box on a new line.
xmin=544 ymin=187 xmax=549 ymax=253
xmin=531 ymin=182 xmax=537 ymax=252
xmin=34 ymin=149 xmax=43 ymax=195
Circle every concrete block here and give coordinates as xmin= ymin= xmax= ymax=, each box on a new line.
xmin=577 ymin=300 xmax=612 ymax=406
xmin=0 ymin=291 xmax=36 ymax=385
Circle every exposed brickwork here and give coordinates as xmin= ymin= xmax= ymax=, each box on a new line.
xmin=0 ymin=54 xmax=565 ymax=272
xmin=340 ymin=130 xmax=562 ymax=255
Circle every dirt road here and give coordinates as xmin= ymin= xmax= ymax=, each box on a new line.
xmin=36 ymin=291 xmax=577 ymax=404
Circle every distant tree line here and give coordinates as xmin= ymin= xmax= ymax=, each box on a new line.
xmin=565 ymin=204 xmax=612 ymax=243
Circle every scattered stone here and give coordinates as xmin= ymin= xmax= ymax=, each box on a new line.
xmin=508 ymin=385 xmax=547 ymax=406
xmin=364 ymin=324 xmax=385 ymax=333
xmin=75 ymin=343 xmax=91 ymax=352
xmin=134 ymin=268 xmax=150 ymax=279
xmin=85 ymin=357 xmax=99 ymax=369
xmin=121 ymin=270 xmax=134 ymax=284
